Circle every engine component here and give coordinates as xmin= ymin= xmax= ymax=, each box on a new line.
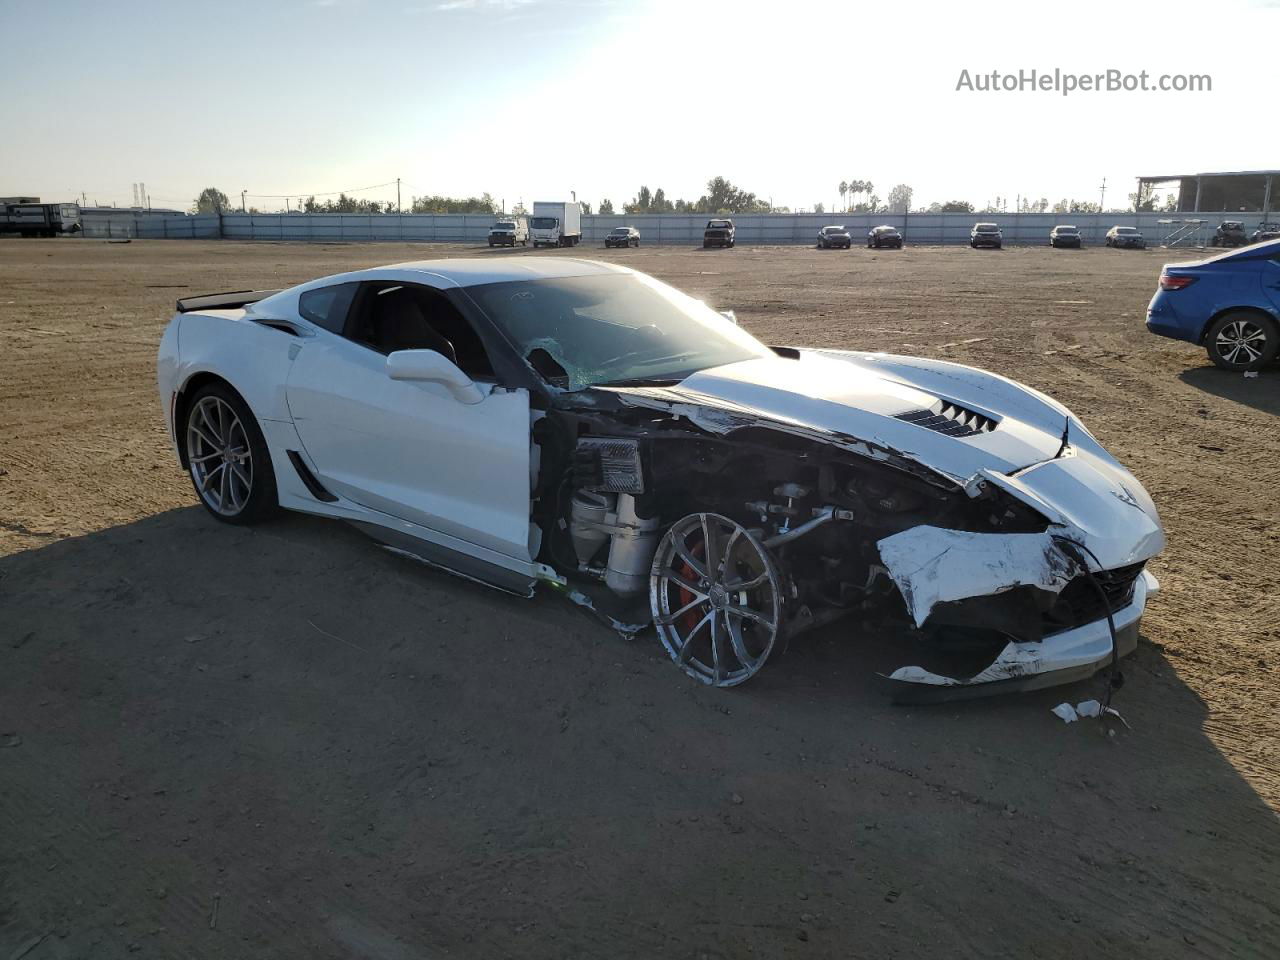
xmin=605 ymin=494 xmax=660 ymax=596
xmin=568 ymin=489 xmax=660 ymax=595
xmin=569 ymin=489 xmax=614 ymax=565
xmin=764 ymin=505 xmax=856 ymax=549
xmin=574 ymin=437 xmax=644 ymax=494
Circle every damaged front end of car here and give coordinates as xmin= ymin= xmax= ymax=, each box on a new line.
xmin=531 ymin=378 xmax=1164 ymax=699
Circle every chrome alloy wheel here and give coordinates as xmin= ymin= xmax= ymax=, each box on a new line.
xmin=651 ymin=513 xmax=782 ymax=687
xmin=1214 ymin=319 xmax=1269 ymax=368
xmin=186 ymin=395 xmax=253 ymax=516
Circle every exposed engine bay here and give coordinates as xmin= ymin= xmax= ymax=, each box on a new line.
xmin=530 ymin=386 xmax=1147 ymax=692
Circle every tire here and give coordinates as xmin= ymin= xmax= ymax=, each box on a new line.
xmin=184 ymin=382 xmax=278 ymax=525
xmin=1204 ymin=312 xmax=1279 ymax=372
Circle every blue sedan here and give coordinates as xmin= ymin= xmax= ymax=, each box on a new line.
xmin=1146 ymin=238 xmax=1280 ymax=371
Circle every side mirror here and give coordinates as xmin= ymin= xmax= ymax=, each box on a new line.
xmin=386 ymin=349 xmax=483 ymax=405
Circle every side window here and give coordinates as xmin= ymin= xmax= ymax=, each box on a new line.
xmin=298 ymin=282 xmax=358 ymax=334
xmin=345 ymin=283 xmax=495 ymax=380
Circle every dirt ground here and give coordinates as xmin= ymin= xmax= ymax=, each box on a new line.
xmin=2 ymin=238 xmax=1277 ymax=959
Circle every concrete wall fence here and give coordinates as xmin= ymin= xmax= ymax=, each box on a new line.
xmin=78 ymin=210 xmax=1276 ymax=247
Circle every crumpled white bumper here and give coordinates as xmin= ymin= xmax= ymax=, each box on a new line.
xmin=889 ymin=570 xmax=1159 ymax=687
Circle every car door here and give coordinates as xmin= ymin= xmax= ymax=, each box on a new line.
xmin=1264 ymin=251 xmax=1280 ymax=312
xmin=284 ymin=282 xmax=534 ymax=563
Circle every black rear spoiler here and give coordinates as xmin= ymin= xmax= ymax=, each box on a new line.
xmin=175 ymin=289 xmax=282 ymax=313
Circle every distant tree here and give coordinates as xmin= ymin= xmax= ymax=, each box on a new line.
xmin=940 ymin=200 xmax=975 ymax=213
xmin=1162 ymin=194 xmax=1179 ymax=212
xmin=408 ymin=193 xmax=496 ymax=214
xmin=1053 ymin=198 xmax=1101 ymax=214
xmin=814 ymin=202 xmax=825 ymax=214
xmin=580 ymin=200 xmax=592 ymax=215
xmin=838 ymin=181 xmax=848 ymax=211
xmin=887 ymin=184 xmax=913 ymax=214
xmin=695 ymin=176 xmax=769 ymax=214
xmin=650 ymin=187 xmax=675 ymax=213
xmin=599 ymin=198 xmax=615 ymax=215
xmin=194 ymin=187 xmax=231 ymax=214
xmin=625 ymin=186 xmax=653 ymax=214
xmin=1129 ymin=182 xmax=1159 ymax=212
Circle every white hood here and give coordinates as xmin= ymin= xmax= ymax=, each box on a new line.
xmin=607 ymin=349 xmax=1164 ymax=570
xmin=664 ymin=351 xmax=1067 ymax=480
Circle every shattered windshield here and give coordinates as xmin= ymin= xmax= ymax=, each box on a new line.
xmin=464 ymin=273 xmax=772 ymax=390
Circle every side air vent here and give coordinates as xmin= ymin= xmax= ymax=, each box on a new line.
xmin=287 ymin=450 xmax=338 ymax=502
xmin=895 ymin=400 xmax=998 ymax=438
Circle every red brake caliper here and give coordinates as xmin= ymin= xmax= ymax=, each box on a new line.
xmin=676 ymin=539 xmax=706 ymax=635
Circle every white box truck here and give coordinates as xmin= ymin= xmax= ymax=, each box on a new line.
xmin=530 ymin=201 xmax=582 ymax=247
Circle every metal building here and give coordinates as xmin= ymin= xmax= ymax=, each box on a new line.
xmin=1136 ymin=170 xmax=1277 ymax=213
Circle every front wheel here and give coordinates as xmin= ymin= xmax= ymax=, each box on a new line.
xmin=185 ymin=384 xmax=278 ymax=524
xmin=1205 ymin=312 xmax=1279 ymax=372
xmin=651 ymin=513 xmax=783 ymax=687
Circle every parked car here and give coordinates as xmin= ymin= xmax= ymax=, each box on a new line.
xmin=970 ymin=223 xmax=1002 ymax=249
xmin=816 ymin=225 xmax=852 ymax=249
xmin=1105 ymin=226 xmax=1146 ymax=249
xmin=158 ymin=258 xmax=1164 ymax=696
xmin=703 ymin=219 xmax=735 ymax=248
xmin=1252 ymin=222 xmax=1280 ymax=244
xmin=867 ymin=225 xmax=903 ymax=249
xmin=488 ymin=218 xmax=528 ymax=247
xmin=1145 ymin=237 xmax=1280 ymax=371
xmin=1049 ymin=225 xmax=1082 ymax=249
xmin=1210 ymin=221 xmax=1248 ymax=248
xmin=604 ymin=226 xmax=640 ymax=248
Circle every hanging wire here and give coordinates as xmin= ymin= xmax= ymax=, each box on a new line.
xmin=244 ymin=180 xmax=399 ymax=199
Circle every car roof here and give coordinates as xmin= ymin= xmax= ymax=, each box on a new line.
xmin=1201 ymin=235 xmax=1280 ymax=264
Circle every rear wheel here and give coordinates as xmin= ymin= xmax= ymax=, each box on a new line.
xmin=1205 ymin=312 xmax=1279 ymax=372
xmin=184 ymin=383 xmax=278 ymax=524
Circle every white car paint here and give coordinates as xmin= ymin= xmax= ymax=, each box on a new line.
xmin=888 ymin=570 xmax=1159 ymax=687
xmin=158 ymin=256 xmax=1164 ymax=692
xmin=286 ymin=338 xmax=533 ymax=561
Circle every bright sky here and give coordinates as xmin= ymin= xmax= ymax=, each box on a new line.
xmin=1 ymin=0 xmax=1275 ymax=212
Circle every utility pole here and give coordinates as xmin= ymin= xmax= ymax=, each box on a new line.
xmin=396 ymin=177 xmax=401 ymax=214
xmin=1099 ymin=177 xmax=1106 ymax=211
xmin=241 ymin=190 xmax=247 ymax=213
xmin=286 ymin=198 xmax=290 ymax=214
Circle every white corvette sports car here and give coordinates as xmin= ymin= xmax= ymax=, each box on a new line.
xmin=157 ymin=258 xmax=1164 ymax=697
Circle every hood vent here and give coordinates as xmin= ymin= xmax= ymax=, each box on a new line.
xmin=895 ymin=400 xmax=997 ymax=438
